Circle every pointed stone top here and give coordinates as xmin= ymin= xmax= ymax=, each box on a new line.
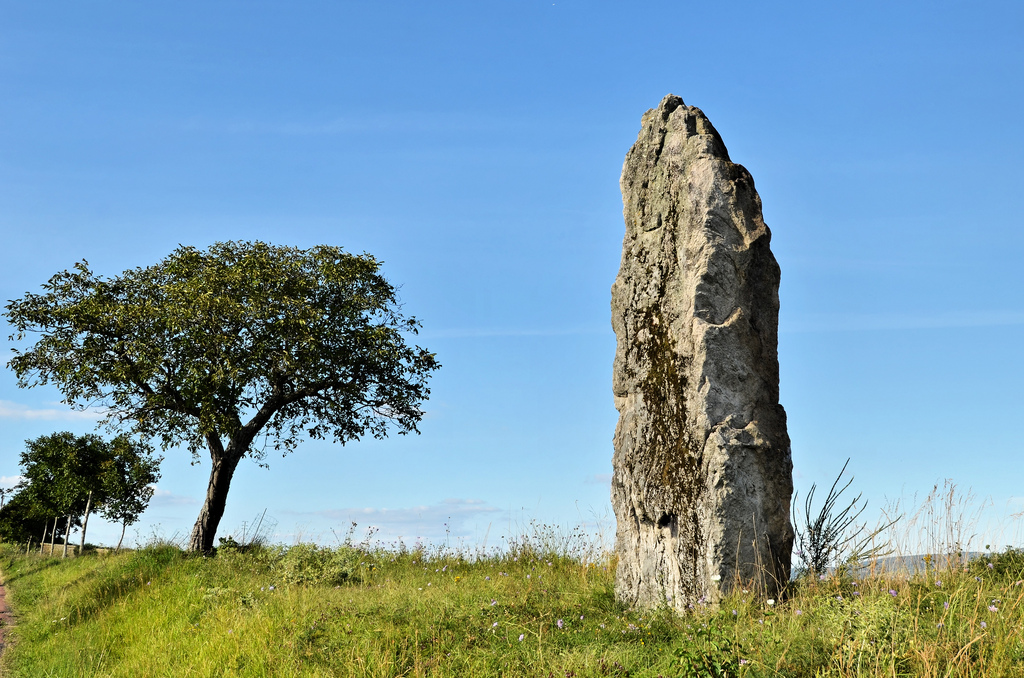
xmin=658 ymin=93 xmax=685 ymax=113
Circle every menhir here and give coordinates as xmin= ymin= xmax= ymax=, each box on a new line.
xmin=611 ymin=94 xmax=793 ymax=611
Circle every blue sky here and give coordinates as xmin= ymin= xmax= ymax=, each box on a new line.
xmin=1 ymin=1 xmax=1022 ymax=550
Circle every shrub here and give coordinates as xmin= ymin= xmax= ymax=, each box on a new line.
xmin=272 ymin=543 xmax=359 ymax=586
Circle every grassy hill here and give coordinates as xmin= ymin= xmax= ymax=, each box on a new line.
xmin=0 ymin=536 xmax=1022 ymax=677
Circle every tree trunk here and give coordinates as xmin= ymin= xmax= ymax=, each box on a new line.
xmin=116 ymin=521 xmax=127 ymax=552
xmin=79 ymin=491 xmax=93 ymax=554
xmin=40 ymin=518 xmax=49 ymax=555
xmin=62 ymin=515 xmax=72 ymax=558
xmin=188 ymin=449 xmax=242 ymax=553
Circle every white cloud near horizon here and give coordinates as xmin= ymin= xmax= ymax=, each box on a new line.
xmin=0 ymin=475 xmax=25 ymax=489
xmin=150 ymin=487 xmax=200 ymax=506
xmin=0 ymin=399 xmax=104 ymax=421
xmin=282 ymin=498 xmax=502 ymax=540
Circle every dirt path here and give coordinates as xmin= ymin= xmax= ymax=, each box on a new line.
xmin=0 ymin=579 xmax=15 ymax=657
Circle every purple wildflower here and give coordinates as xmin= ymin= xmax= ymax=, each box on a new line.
xmin=889 ymin=589 xmax=898 ymax=597
xmin=557 ymin=619 xmax=564 ymax=629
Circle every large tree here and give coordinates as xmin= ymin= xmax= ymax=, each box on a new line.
xmin=6 ymin=241 xmax=439 ymax=552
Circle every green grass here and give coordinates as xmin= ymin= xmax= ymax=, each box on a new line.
xmin=1 ymin=540 xmax=1023 ymax=677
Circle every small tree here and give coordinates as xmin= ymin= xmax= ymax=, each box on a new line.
xmin=6 ymin=241 xmax=440 ymax=552
xmin=0 ymin=490 xmax=51 ymax=545
xmin=100 ymin=438 xmax=162 ymax=551
xmin=16 ymin=432 xmax=110 ymax=556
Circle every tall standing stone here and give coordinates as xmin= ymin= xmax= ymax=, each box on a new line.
xmin=611 ymin=95 xmax=793 ymax=611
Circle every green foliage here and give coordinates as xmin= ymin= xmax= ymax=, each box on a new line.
xmin=98 ymin=438 xmax=162 ymax=546
xmin=2 ymin=432 xmax=159 ymax=549
xmin=5 ymin=240 xmax=440 ymax=458
xmin=17 ymin=432 xmax=111 ymax=519
xmin=671 ymin=619 xmax=745 ymax=677
xmin=5 ymin=241 xmax=440 ymax=551
xmin=271 ymin=543 xmax=360 ymax=587
xmin=0 ymin=491 xmax=52 ymax=544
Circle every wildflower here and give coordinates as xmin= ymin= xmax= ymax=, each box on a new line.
xmin=989 ymin=605 xmax=998 ymax=612
xmin=485 ymin=576 xmax=490 ymax=580
xmin=819 ymin=573 xmax=827 ymax=581
xmin=935 ymin=580 xmax=942 ymax=587
xmin=557 ymin=619 xmax=564 ymax=629
xmin=427 ymin=582 xmax=431 ymax=587
xmin=852 ymin=591 xmax=861 ymax=596
xmin=732 ymin=609 xmax=737 ymax=616
xmin=739 ymin=659 xmax=749 ymax=665
xmin=988 ymin=563 xmax=994 ymax=570
xmin=527 ymin=574 xmax=531 ymax=579
xmin=710 ymin=574 xmax=721 ymax=582
xmin=889 ymin=590 xmax=898 ymax=597
xmin=742 ymin=589 xmax=749 ymax=594
xmin=975 ymin=576 xmax=982 ymax=582
xmin=767 ymin=599 xmax=775 ymax=606
xmin=492 ymin=622 xmax=498 ymax=628
xmin=795 ymin=610 xmax=803 ymax=615
xmin=518 ymin=634 xmax=524 ymax=642
xmin=943 ymin=601 xmax=949 ymax=609
xmin=268 ymin=585 xmax=275 ymax=591
xmin=580 ymin=615 xmax=584 ymax=620
xmin=981 ymin=621 xmax=988 ymax=629
xmin=599 ymin=624 xmax=606 ymax=629
xmin=491 ymin=599 xmax=497 ymax=606
xmin=836 ymin=595 xmax=843 ymax=601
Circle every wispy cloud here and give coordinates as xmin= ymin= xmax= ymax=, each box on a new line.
xmin=283 ymin=498 xmax=502 ymax=540
xmin=0 ymin=400 xmax=104 ymax=421
xmin=784 ymin=310 xmax=1024 ymax=333
xmin=0 ymin=475 xmax=25 ymax=489
xmin=150 ymin=486 xmax=199 ymax=506
xmin=585 ymin=473 xmax=612 ymax=486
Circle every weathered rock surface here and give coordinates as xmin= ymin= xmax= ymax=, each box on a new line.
xmin=611 ymin=95 xmax=793 ymax=611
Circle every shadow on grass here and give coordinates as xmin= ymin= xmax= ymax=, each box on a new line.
xmin=0 ymin=556 xmax=65 ymax=585
xmin=56 ymin=546 xmax=184 ymax=627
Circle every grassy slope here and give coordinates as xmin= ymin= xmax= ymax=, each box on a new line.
xmin=0 ymin=543 xmax=1022 ymax=677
